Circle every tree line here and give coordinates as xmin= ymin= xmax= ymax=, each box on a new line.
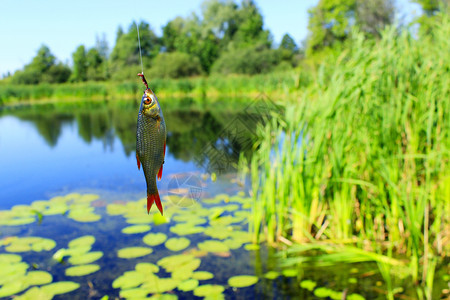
xmin=5 ymin=0 xmax=447 ymax=84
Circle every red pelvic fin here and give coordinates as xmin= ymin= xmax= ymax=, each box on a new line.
xmin=163 ymin=141 xmax=166 ymax=157
xmin=147 ymin=192 xmax=163 ymax=215
xmin=157 ymin=164 xmax=163 ymax=180
xmin=136 ymin=154 xmax=141 ymax=170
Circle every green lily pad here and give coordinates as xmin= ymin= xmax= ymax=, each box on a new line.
xmin=122 ymin=225 xmax=151 ymax=234
xmin=107 ymin=203 xmax=126 ymax=215
xmin=282 ymin=269 xmax=297 ymax=277
xmin=5 ymin=243 xmax=31 ymax=252
xmin=178 ymin=279 xmax=199 ymax=292
xmin=197 ymin=240 xmax=229 ymax=253
xmin=193 ymin=284 xmax=224 ymax=297
xmin=30 ymin=239 xmax=57 ymax=252
xmin=41 ymin=281 xmax=80 ymax=295
xmin=329 ymin=291 xmax=344 ymax=300
xmin=118 ymin=247 xmax=152 ymax=259
xmin=68 ymin=211 xmax=101 ymax=222
xmin=165 ymin=237 xmax=190 ymax=252
xmin=149 ymin=294 xmax=178 ymax=300
xmin=24 ymin=271 xmax=53 ymax=285
xmin=300 ymin=279 xmax=317 ymax=291
xmin=170 ymin=224 xmax=204 ymax=235
xmin=157 ymin=254 xmax=199 ymax=272
xmin=112 ymin=271 xmax=146 ymax=289
xmin=347 ymin=294 xmax=366 ymax=300
xmin=119 ymin=287 xmax=150 ymax=298
xmin=264 ymin=271 xmax=280 ymax=280
xmin=4 ymin=237 xmax=56 ymax=253
xmin=0 ymin=253 xmax=22 ymax=264
xmin=68 ymin=251 xmax=103 ymax=265
xmin=192 ymin=271 xmax=214 ymax=280
xmin=204 ymin=226 xmax=233 ymax=239
xmin=136 ymin=262 xmax=159 ymax=274
xmin=65 ymin=264 xmax=100 ymax=276
xmin=244 ymin=244 xmax=259 ymax=251
xmin=68 ymin=235 xmax=95 ymax=248
xmin=0 ymin=262 xmax=28 ymax=283
xmin=228 ymin=275 xmax=258 ymax=288
xmin=0 ymin=281 xmax=29 ymax=297
xmin=143 ymin=233 xmax=167 ymax=246
xmin=14 ymin=287 xmax=53 ymax=300
xmin=314 ymin=287 xmax=332 ymax=298
xmin=223 ymin=239 xmax=244 ymax=250
xmin=142 ymin=277 xmax=180 ymax=294
xmin=153 ymin=213 xmax=169 ymax=225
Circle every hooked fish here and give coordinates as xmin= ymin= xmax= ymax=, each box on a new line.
xmin=136 ymin=73 xmax=166 ymax=215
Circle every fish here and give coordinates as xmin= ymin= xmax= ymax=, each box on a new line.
xmin=136 ymin=73 xmax=166 ymax=215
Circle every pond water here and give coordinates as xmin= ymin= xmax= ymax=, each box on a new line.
xmin=0 ymin=99 xmax=394 ymax=299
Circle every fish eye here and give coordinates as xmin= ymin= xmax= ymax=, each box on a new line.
xmin=144 ymin=99 xmax=151 ymax=105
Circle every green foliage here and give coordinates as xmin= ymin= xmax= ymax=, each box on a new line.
xmin=211 ymin=46 xmax=280 ymax=75
xmin=149 ymin=52 xmax=203 ymax=78
xmin=86 ymin=48 xmax=106 ymax=81
xmin=109 ymin=21 xmax=160 ymax=80
xmin=11 ymin=45 xmax=71 ymax=84
xmin=355 ymin=0 xmax=395 ymax=38
xmin=246 ymin=15 xmax=450 ymax=299
xmin=70 ymin=45 xmax=87 ymax=82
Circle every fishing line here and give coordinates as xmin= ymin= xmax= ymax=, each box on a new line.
xmin=136 ymin=22 xmax=144 ymax=75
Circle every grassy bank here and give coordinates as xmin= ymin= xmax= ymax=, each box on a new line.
xmin=244 ymin=15 xmax=449 ymax=299
xmin=0 ymin=71 xmax=299 ymax=106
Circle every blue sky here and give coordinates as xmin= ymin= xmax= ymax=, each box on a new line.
xmin=0 ymin=0 xmax=420 ymax=76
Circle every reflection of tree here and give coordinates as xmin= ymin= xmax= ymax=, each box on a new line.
xmin=6 ymin=102 xmax=260 ymax=171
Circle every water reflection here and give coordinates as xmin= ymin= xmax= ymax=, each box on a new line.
xmin=3 ymin=100 xmax=259 ymax=171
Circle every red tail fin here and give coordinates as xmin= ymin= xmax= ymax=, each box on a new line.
xmin=147 ymin=192 xmax=163 ymax=215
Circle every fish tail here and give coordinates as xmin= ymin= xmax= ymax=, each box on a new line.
xmin=147 ymin=192 xmax=163 ymax=215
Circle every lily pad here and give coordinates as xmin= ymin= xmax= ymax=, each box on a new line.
xmin=119 ymin=287 xmax=150 ymax=298
xmin=282 ymin=269 xmax=298 ymax=277
xmin=118 ymin=247 xmax=152 ymax=259
xmin=193 ymin=284 xmax=224 ymax=297
xmin=136 ymin=262 xmax=159 ymax=274
xmin=25 ymin=271 xmax=53 ymax=285
xmin=178 ymin=279 xmax=199 ymax=292
xmin=264 ymin=271 xmax=280 ymax=280
xmin=68 ymin=235 xmax=95 ymax=249
xmin=143 ymin=233 xmax=167 ymax=246
xmin=112 ymin=271 xmax=146 ymax=289
xmin=314 ymin=287 xmax=333 ymax=298
xmin=0 ymin=253 xmax=22 ymax=264
xmin=153 ymin=213 xmax=169 ymax=225
xmin=142 ymin=277 xmax=180 ymax=294
xmin=192 ymin=271 xmax=214 ymax=280
xmin=165 ymin=237 xmax=190 ymax=252
xmin=157 ymin=254 xmax=199 ymax=272
xmin=0 ymin=281 xmax=29 ymax=297
xmin=122 ymin=225 xmax=151 ymax=234
xmin=41 ymin=281 xmax=80 ymax=295
xmin=300 ymin=279 xmax=317 ymax=291
xmin=347 ymin=294 xmax=366 ymax=300
xmin=68 ymin=251 xmax=103 ymax=265
xmin=4 ymin=237 xmax=56 ymax=253
xmin=204 ymin=226 xmax=233 ymax=240
xmin=14 ymin=287 xmax=52 ymax=300
xmin=244 ymin=244 xmax=259 ymax=251
xmin=65 ymin=264 xmax=100 ymax=276
xmin=170 ymin=224 xmax=204 ymax=235
xmin=228 ymin=275 xmax=258 ymax=288
xmin=197 ymin=240 xmax=230 ymax=253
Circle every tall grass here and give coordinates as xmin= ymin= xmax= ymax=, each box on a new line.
xmin=245 ymin=15 xmax=449 ymax=299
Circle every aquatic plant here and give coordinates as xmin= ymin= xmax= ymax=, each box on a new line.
xmin=245 ymin=14 xmax=450 ymax=299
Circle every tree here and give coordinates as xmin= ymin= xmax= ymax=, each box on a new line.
xmin=355 ymin=0 xmax=395 ymax=38
xmin=86 ymin=48 xmax=105 ymax=81
xmin=280 ymin=33 xmax=298 ymax=52
xmin=95 ymin=33 xmax=109 ymax=59
xmin=70 ymin=45 xmax=87 ymax=82
xmin=149 ymin=52 xmax=203 ymax=78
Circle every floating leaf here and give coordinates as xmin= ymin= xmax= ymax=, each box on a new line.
xmin=142 ymin=277 xmax=180 ymax=294
xmin=126 ymin=216 xmax=153 ymax=224
xmin=300 ymin=279 xmax=317 ymax=291
xmin=157 ymin=254 xmax=199 ymax=272
xmin=282 ymin=269 xmax=297 ymax=277
xmin=112 ymin=271 xmax=146 ymax=289
xmin=198 ymin=240 xmax=229 ymax=253
xmin=264 ymin=271 xmax=279 ymax=280
xmin=14 ymin=287 xmax=52 ymax=300
xmin=165 ymin=237 xmax=190 ymax=252
xmin=68 ymin=251 xmax=103 ymax=265
xmin=228 ymin=275 xmax=258 ymax=288
xmin=136 ymin=263 xmax=159 ymax=274
xmin=193 ymin=285 xmax=224 ymax=297
xmin=65 ymin=264 xmax=100 ymax=276
xmin=143 ymin=233 xmax=167 ymax=246
xmin=121 ymin=224 xmax=151 ymax=234
xmin=0 ymin=253 xmax=22 ymax=264
xmin=170 ymin=224 xmax=204 ymax=235
xmin=68 ymin=211 xmax=101 ymax=222
xmin=118 ymin=247 xmax=152 ymax=259
xmin=41 ymin=281 xmax=80 ymax=295
xmin=192 ymin=271 xmax=214 ymax=280
xmin=119 ymin=287 xmax=150 ymax=298
xmin=244 ymin=244 xmax=259 ymax=251
xmin=25 ymin=271 xmax=53 ymax=285
xmin=314 ymin=287 xmax=332 ymax=298
xmin=0 ymin=281 xmax=29 ymax=297
xmin=153 ymin=213 xmax=169 ymax=225
xmin=347 ymin=294 xmax=366 ymax=300
xmin=178 ymin=279 xmax=199 ymax=292
xmin=4 ymin=237 xmax=56 ymax=253
xmin=68 ymin=235 xmax=95 ymax=249
xmin=204 ymin=226 xmax=233 ymax=240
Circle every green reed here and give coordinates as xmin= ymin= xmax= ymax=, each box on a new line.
xmin=245 ymin=14 xmax=449 ymax=299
